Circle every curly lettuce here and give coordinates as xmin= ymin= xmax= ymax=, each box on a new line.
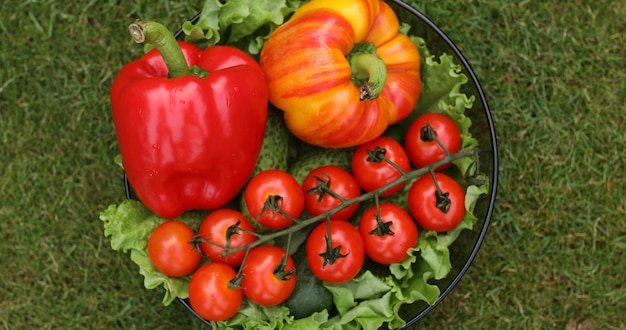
xmin=100 ymin=200 xmax=204 ymax=305
xmin=180 ymin=0 xmax=304 ymax=56
xmin=402 ymin=32 xmax=478 ymax=176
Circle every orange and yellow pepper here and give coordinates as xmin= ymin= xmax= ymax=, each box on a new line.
xmin=260 ymin=0 xmax=421 ymax=148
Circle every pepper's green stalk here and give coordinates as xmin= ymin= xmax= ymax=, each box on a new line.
xmin=348 ymin=42 xmax=388 ymax=101
xmin=128 ymin=19 xmax=190 ymax=78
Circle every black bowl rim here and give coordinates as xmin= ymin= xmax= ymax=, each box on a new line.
xmin=133 ymin=1 xmax=500 ymax=327
xmin=386 ymin=0 xmax=499 ymax=327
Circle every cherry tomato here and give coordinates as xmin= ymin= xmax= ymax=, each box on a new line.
xmin=404 ymin=113 xmax=461 ymax=170
xmin=306 ymin=220 xmax=364 ymax=283
xmin=188 ymin=262 xmax=243 ymax=321
xmin=240 ymin=245 xmax=297 ymax=306
xmin=147 ymin=220 xmax=201 ymax=277
xmin=198 ymin=209 xmax=257 ymax=267
xmin=408 ymin=172 xmax=466 ymax=232
xmin=302 ymin=165 xmax=361 ymax=221
xmin=351 ymin=136 xmax=411 ymax=196
xmin=245 ymin=169 xmax=304 ymax=229
xmin=358 ymin=203 xmax=418 ymax=264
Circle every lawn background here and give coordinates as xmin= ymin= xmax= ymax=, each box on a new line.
xmin=1 ymin=0 xmax=624 ymax=329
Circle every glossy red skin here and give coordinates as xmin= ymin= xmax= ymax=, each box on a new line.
xmin=244 ymin=169 xmax=304 ymax=229
xmin=358 ymin=203 xmax=418 ymax=264
xmin=198 ymin=209 xmax=257 ymax=267
xmin=188 ymin=263 xmax=243 ymax=322
xmin=306 ymin=220 xmax=364 ymax=283
xmin=351 ymin=136 xmax=411 ymax=196
xmin=408 ymin=173 xmax=466 ymax=232
xmin=302 ymin=165 xmax=361 ymax=221
xmin=147 ymin=220 xmax=201 ymax=277
xmin=404 ymin=113 xmax=461 ymax=171
xmin=110 ymin=42 xmax=268 ymax=218
xmin=240 ymin=246 xmax=297 ymax=306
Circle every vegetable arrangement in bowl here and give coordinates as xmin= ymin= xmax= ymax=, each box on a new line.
xmin=100 ymin=0 xmax=497 ymax=329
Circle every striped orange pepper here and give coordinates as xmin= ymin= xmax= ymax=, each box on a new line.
xmin=260 ymin=0 xmax=421 ymax=148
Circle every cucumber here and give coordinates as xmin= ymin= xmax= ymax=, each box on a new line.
xmin=288 ymin=147 xmax=356 ymax=185
xmin=381 ymin=123 xmax=408 ymax=145
xmin=239 ymin=105 xmax=291 ymax=229
xmin=251 ymin=105 xmax=291 ymax=176
xmin=284 ymin=245 xmax=334 ymax=319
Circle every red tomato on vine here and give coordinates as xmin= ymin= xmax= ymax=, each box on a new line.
xmin=240 ymin=245 xmax=297 ymax=306
xmin=198 ymin=208 xmax=257 ymax=267
xmin=188 ymin=262 xmax=243 ymax=322
xmin=306 ymin=220 xmax=364 ymax=283
xmin=351 ymin=136 xmax=411 ymax=196
xmin=147 ymin=220 xmax=201 ymax=277
xmin=408 ymin=172 xmax=466 ymax=232
xmin=245 ymin=169 xmax=304 ymax=229
xmin=302 ymin=165 xmax=361 ymax=221
xmin=358 ymin=203 xmax=418 ymax=264
xmin=404 ymin=113 xmax=461 ymax=170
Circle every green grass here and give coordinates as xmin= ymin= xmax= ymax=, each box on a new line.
xmin=1 ymin=0 xmax=624 ymax=329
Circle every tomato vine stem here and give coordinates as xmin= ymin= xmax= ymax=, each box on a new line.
xmin=213 ymin=147 xmax=479 ymax=256
xmin=420 ymin=123 xmax=451 ymax=156
xmin=366 ymin=146 xmax=408 ymax=175
xmin=274 ymin=233 xmax=295 ymax=280
xmin=368 ymin=195 xmax=395 ymax=236
xmin=254 ymin=195 xmax=300 ymax=225
xmin=429 ymin=171 xmax=452 ymax=213
xmin=306 ymin=174 xmax=348 ymax=203
xmin=318 ymin=218 xmax=350 ymax=267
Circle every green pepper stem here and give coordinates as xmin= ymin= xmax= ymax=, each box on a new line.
xmin=349 ymin=52 xmax=387 ymax=100
xmin=128 ymin=19 xmax=190 ymax=78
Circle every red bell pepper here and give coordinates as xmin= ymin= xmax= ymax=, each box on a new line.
xmin=110 ymin=20 xmax=268 ymax=218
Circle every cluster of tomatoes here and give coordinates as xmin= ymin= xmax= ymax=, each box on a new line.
xmin=145 ymin=113 xmax=467 ymax=322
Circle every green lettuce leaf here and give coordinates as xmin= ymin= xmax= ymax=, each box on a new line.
xmin=212 ymin=302 xmax=331 ymax=330
xmin=323 ymin=272 xmax=395 ymax=329
xmin=99 ymin=200 xmax=203 ymax=305
xmin=325 ymin=271 xmax=391 ymax=315
xmin=100 ymin=199 xmax=159 ymax=252
xmin=400 ymin=35 xmax=479 ymax=178
xmin=181 ymin=0 xmax=304 ymax=55
xmin=214 ymin=301 xmax=291 ymax=330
